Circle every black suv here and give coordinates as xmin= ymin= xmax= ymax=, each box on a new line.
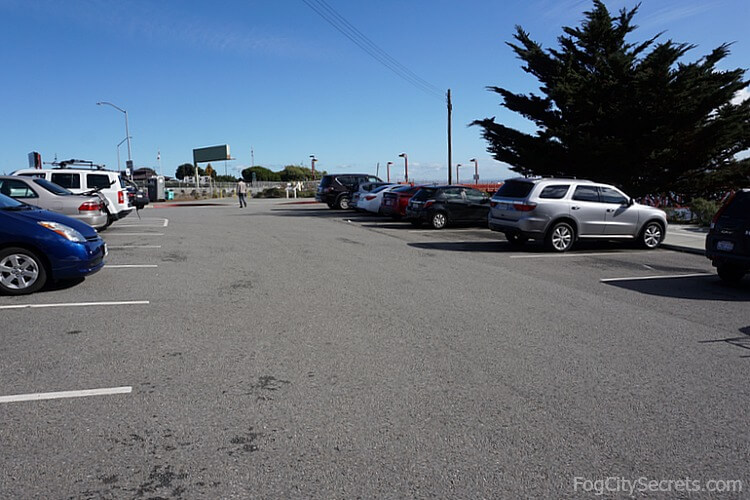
xmin=316 ymin=174 xmax=382 ymax=209
xmin=705 ymin=189 xmax=750 ymax=283
xmin=405 ymin=185 xmax=490 ymax=229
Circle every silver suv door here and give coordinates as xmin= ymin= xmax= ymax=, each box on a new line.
xmin=600 ymin=186 xmax=639 ymax=235
xmin=570 ymin=185 xmax=608 ymax=236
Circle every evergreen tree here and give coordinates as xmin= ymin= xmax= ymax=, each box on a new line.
xmin=473 ymin=0 xmax=750 ymax=198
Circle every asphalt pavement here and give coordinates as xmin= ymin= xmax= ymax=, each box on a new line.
xmin=1 ymin=199 xmax=747 ymax=498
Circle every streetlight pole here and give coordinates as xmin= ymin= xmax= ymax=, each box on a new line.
xmin=310 ymin=155 xmax=317 ymax=179
xmin=456 ymin=163 xmax=463 ymax=184
xmin=470 ymin=158 xmax=478 ymax=185
xmin=399 ymin=153 xmax=408 ymax=184
xmin=386 ymin=162 xmax=393 ymax=183
xmin=116 ymin=136 xmax=131 ymax=172
xmin=97 ymin=101 xmax=132 ymax=178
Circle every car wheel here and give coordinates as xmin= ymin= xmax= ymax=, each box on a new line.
xmin=505 ymin=232 xmax=528 ymax=247
xmin=336 ymin=196 xmax=351 ymax=210
xmin=545 ymin=222 xmax=575 ymax=252
xmin=717 ymin=263 xmax=746 ymax=284
xmin=639 ymin=221 xmax=664 ymax=249
xmin=0 ymin=247 xmax=47 ymax=295
xmin=430 ymin=212 xmax=448 ymax=230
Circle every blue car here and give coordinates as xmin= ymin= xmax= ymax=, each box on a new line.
xmin=0 ymin=193 xmax=106 ymax=295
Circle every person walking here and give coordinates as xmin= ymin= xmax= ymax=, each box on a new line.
xmin=237 ymin=178 xmax=248 ymax=208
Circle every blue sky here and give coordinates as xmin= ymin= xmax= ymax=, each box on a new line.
xmin=1 ymin=0 xmax=748 ymax=181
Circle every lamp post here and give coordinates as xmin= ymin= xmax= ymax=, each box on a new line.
xmin=310 ymin=155 xmax=317 ymax=179
xmin=116 ymin=136 xmax=131 ymax=172
xmin=386 ymin=161 xmax=393 ymax=183
xmin=398 ymin=153 xmax=408 ymax=184
xmin=456 ymin=163 xmax=463 ymax=184
xmin=470 ymin=158 xmax=478 ymax=184
xmin=97 ymin=101 xmax=132 ymax=178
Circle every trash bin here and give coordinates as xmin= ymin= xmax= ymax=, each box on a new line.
xmin=147 ymin=176 xmax=166 ymax=202
xmin=165 ymin=189 xmax=174 ymax=201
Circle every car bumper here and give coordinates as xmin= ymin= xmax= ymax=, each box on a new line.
xmin=49 ymin=238 xmax=107 ymax=280
xmin=488 ymin=214 xmax=547 ymax=236
xmin=71 ymin=213 xmax=109 ymax=229
xmin=406 ymin=207 xmax=430 ymax=221
xmin=112 ymin=208 xmax=134 ymax=221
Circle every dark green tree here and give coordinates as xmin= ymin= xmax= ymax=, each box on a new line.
xmin=175 ymin=163 xmax=207 ymax=180
xmin=241 ymin=166 xmax=280 ymax=182
xmin=279 ymin=165 xmax=314 ymax=181
xmin=473 ymin=0 xmax=750 ymax=199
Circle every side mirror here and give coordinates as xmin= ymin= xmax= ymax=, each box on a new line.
xmin=628 ymin=197 xmax=635 ymax=206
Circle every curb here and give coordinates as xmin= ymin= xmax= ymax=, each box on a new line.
xmin=661 ymin=243 xmax=705 ymax=256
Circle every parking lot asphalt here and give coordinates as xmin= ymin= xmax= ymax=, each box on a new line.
xmin=1 ymin=199 xmax=749 ymax=498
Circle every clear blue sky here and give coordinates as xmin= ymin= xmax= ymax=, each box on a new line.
xmin=1 ymin=0 xmax=748 ymax=181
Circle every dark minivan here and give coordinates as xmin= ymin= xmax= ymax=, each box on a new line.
xmin=705 ymin=189 xmax=750 ymax=283
xmin=316 ymin=174 xmax=382 ymax=210
xmin=405 ymin=185 xmax=490 ymax=229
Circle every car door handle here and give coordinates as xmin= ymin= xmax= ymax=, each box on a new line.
xmin=606 ymin=208 xmax=614 ymax=213
xmin=571 ymin=206 xmax=580 ymax=210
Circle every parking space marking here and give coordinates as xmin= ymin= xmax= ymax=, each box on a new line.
xmin=107 ymin=245 xmax=162 ymax=249
xmin=104 ymin=265 xmax=158 ymax=269
xmin=510 ymin=251 xmax=649 ymax=259
xmin=0 ymin=386 xmax=132 ymax=404
xmin=0 ymin=300 xmax=149 ymax=310
xmin=600 ymin=273 xmax=713 ymax=283
xmin=113 ymin=218 xmax=168 ymax=228
xmin=104 ymin=233 xmax=164 ymax=236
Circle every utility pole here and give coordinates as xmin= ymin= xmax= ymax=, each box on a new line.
xmin=447 ymin=89 xmax=453 ymax=185
xmin=251 ymin=147 xmax=255 ymax=167
xmin=376 ymin=162 xmax=380 ymax=178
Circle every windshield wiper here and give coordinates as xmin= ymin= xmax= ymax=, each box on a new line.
xmin=1 ymin=205 xmax=33 ymax=211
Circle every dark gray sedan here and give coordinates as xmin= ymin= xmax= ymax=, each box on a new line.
xmin=0 ymin=176 xmax=108 ymax=229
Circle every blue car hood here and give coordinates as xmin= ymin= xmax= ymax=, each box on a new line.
xmin=0 ymin=206 xmax=99 ymax=239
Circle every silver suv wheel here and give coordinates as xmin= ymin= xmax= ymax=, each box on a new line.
xmin=641 ymin=222 xmax=663 ymax=249
xmin=547 ymin=222 xmax=574 ymax=252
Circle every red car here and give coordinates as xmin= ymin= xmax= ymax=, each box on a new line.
xmin=380 ymin=184 xmax=425 ymax=220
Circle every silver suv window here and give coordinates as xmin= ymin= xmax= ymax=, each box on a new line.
xmin=572 ymin=185 xmax=600 ymax=202
xmin=600 ymin=187 xmax=628 ymax=204
xmin=538 ymin=185 xmax=570 ymax=199
xmin=494 ymin=180 xmax=534 ymax=199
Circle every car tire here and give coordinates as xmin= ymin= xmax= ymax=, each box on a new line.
xmin=505 ymin=232 xmax=528 ymax=247
xmin=545 ymin=221 xmax=575 ymax=252
xmin=336 ymin=196 xmax=351 ymax=210
xmin=0 ymin=247 xmax=47 ymax=295
xmin=430 ymin=211 xmax=448 ymax=230
xmin=639 ymin=221 xmax=664 ymax=249
xmin=717 ymin=263 xmax=746 ymax=284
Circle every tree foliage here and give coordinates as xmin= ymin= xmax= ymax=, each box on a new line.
xmin=175 ymin=163 xmax=206 ymax=180
xmin=473 ymin=0 xmax=750 ymax=198
xmin=242 ymin=166 xmax=280 ymax=182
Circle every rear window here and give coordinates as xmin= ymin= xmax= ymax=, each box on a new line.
xmin=723 ymin=192 xmax=750 ymax=219
xmin=319 ymin=176 xmax=333 ymax=188
xmin=34 ymin=178 xmax=71 ymax=195
xmin=87 ymin=174 xmax=112 ymax=190
xmin=538 ymin=185 xmax=570 ymax=199
xmin=51 ymin=173 xmax=81 ymax=189
xmin=371 ymin=185 xmax=391 ymax=194
xmin=412 ymin=188 xmax=437 ymax=201
xmin=393 ymin=185 xmax=416 ymax=193
xmin=493 ymin=180 xmax=534 ymax=199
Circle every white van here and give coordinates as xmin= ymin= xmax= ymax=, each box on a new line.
xmin=12 ymin=167 xmax=133 ymax=226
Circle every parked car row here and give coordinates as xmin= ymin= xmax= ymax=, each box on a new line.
xmin=0 ymin=166 xmax=148 ymax=295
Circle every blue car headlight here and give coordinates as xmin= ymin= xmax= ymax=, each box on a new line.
xmin=38 ymin=221 xmax=86 ymax=243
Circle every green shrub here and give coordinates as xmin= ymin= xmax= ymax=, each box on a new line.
xmin=254 ymin=187 xmax=285 ymax=198
xmin=690 ymin=198 xmax=719 ymax=226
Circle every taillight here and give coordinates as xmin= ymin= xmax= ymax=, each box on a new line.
xmin=490 ymin=201 xmax=498 ymax=208
xmin=711 ymin=192 xmax=736 ymax=228
xmin=513 ymin=202 xmax=537 ymax=212
xmin=424 ymin=200 xmax=435 ymax=209
xmin=118 ymin=190 xmax=125 ymax=204
xmin=365 ymin=195 xmax=376 ymax=201
xmin=79 ymin=201 xmax=101 ymax=212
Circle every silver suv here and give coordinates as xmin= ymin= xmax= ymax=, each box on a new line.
xmin=488 ymin=178 xmax=668 ymax=252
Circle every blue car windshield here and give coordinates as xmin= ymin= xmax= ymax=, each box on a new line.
xmin=0 ymin=192 xmax=25 ymax=209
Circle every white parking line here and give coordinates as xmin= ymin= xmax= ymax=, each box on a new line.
xmin=104 ymin=265 xmax=158 ymax=269
xmin=510 ymin=251 xmax=647 ymax=259
xmin=104 ymin=233 xmax=164 ymax=236
xmin=600 ymin=273 xmax=713 ymax=283
xmin=112 ymin=224 xmax=166 ymax=228
xmin=0 ymin=386 xmax=132 ymax=404
xmin=107 ymin=245 xmax=162 ymax=249
xmin=0 ymin=300 xmax=149 ymax=310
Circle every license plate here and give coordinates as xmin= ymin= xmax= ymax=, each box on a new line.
xmin=494 ymin=202 xmax=510 ymax=210
xmin=717 ymin=240 xmax=734 ymax=251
